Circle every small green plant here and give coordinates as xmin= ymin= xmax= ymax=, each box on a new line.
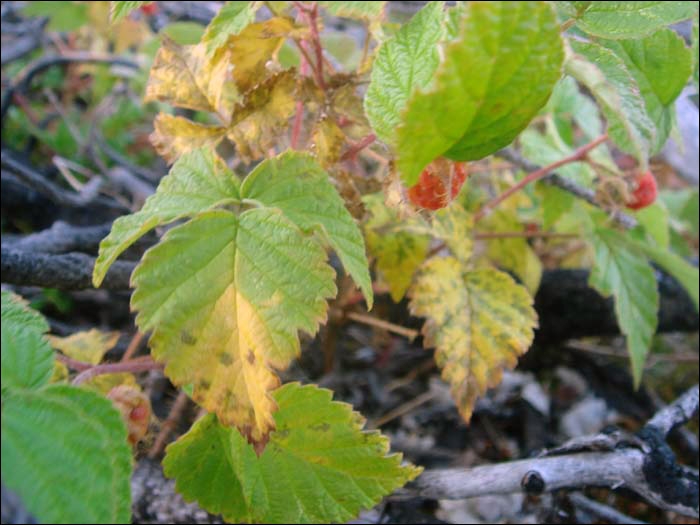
xmin=2 ymin=1 xmax=699 ymax=523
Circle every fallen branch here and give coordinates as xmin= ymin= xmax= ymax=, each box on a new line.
xmin=405 ymin=385 xmax=699 ymax=518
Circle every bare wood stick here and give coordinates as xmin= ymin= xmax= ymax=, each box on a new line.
xmin=345 ymin=311 xmax=419 ymax=341
xmin=568 ymin=492 xmax=647 ymax=525
xmin=148 ymin=391 xmax=190 ymax=459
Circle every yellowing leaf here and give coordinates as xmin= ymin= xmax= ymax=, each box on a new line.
xmin=145 ymin=37 xmax=233 ymax=116
xmin=229 ymin=17 xmax=300 ymax=92
xmin=131 ymin=209 xmax=337 ymax=447
xmin=227 ymin=70 xmax=297 ymax=162
xmin=85 ymin=372 xmax=138 ymax=395
xmin=432 ymin=203 xmax=474 ymax=266
xmin=47 ymin=329 xmax=120 ymax=366
xmin=410 ymin=258 xmax=537 ymax=421
xmin=364 ymin=194 xmax=430 ymax=302
xmin=151 ymin=113 xmax=226 ymax=163
xmin=311 ymin=116 xmax=345 ymax=167
xmin=203 ymin=1 xmax=259 ymax=54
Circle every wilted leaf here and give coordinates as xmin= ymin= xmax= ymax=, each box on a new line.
xmin=396 ymin=1 xmax=564 ymax=185
xmin=2 ymin=385 xmax=132 ymax=523
xmin=145 ymin=37 xmax=233 ymax=116
xmin=151 ymin=113 xmax=226 ymax=163
xmin=48 ymin=328 xmax=120 ymax=365
xmin=107 ymin=384 xmax=152 ymax=445
xmin=227 ymin=70 xmax=297 ymax=162
xmin=411 ymin=259 xmax=537 ymax=421
xmin=1 ymin=291 xmax=53 ymax=392
xmin=432 ymin=203 xmax=474 ymax=266
xmin=163 ymin=382 xmax=421 ymax=524
xmin=310 ymin=116 xmax=345 ymax=167
xmin=93 ymin=148 xmax=240 ymax=287
xmin=364 ymin=194 xmax=430 ymax=302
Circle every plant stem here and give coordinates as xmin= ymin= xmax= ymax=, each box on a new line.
xmin=345 ymin=311 xmax=419 ymax=341
xmin=72 ymin=355 xmax=163 ymax=385
xmin=291 ymin=40 xmax=310 ymax=149
xmin=475 ymin=231 xmax=578 ymax=240
xmin=340 ymin=133 xmax=376 ymax=161
xmin=294 ymin=2 xmax=325 ymax=90
xmin=474 ymin=133 xmax=608 ymax=222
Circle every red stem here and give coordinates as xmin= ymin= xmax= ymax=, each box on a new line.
xmin=340 ymin=133 xmax=376 ymax=161
xmin=291 ymin=41 xmax=310 ymax=149
xmin=474 ymin=133 xmax=608 ymax=222
xmin=72 ymin=356 xmax=163 ymax=385
xmin=294 ymin=1 xmax=325 ymax=90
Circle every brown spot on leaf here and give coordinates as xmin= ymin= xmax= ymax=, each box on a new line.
xmin=247 ymin=350 xmax=255 ymax=364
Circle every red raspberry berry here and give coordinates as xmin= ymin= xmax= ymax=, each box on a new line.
xmin=626 ymin=171 xmax=657 ymax=210
xmin=408 ymin=159 xmax=468 ymax=210
xmin=139 ymin=3 xmax=158 ymax=16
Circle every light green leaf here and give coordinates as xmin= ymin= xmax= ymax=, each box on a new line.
xmin=634 ymin=202 xmax=670 ymax=249
xmin=203 ymin=2 xmax=258 ymax=54
xmin=1 ymin=385 xmax=132 ymax=524
xmin=319 ymin=1 xmax=387 ymax=20
xmin=25 ymin=1 xmax=88 ymax=31
xmin=566 ymin=40 xmax=655 ymax=167
xmin=693 ymin=14 xmax=699 ymax=88
xmin=546 ymin=76 xmax=604 ymax=140
xmin=1 ymin=292 xmax=53 ymax=392
xmin=587 ymin=227 xmax=659 ymax=386
xmin=93 ymin=148 xmax=240 ymax=287
xmin=396 ymin=1 xmax=564 ymax=185
xmin=363 ymin=194 xmax=430 ymax=302
xmin=365 ymin=2 xmax=445 ymax=144
xmin=241 ymin=151 xmax=373 ymax=307
xmin=163 ymin=382 xmax=421 ymax=524
xmin=600 ymin=29 xmax=693 ymax=153
xmin=131 ymin=209 xmax=337 ymax=446
xmin=110 ymin=1 xmax=145 ymax=23
xmin=563 ymin=1 xmax=698 ymax=39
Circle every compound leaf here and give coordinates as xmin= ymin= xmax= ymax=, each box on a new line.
xmin=163 ymin=382 xmax=421 ymax=524
xmin=410 ymin=259 xmax=537 ymax=421
xmin=566 ymin=40 xmax=655 ymax=167
xmin=587 ymin=226 xmax=659 ymax=386
xmin=131 ymin=209 xmax=337 ymax=447
xmin=151 ymin=113 xmax=227 ymax=163
xmin=365 ymin=1 xmax=445 ymax=144
xmin=1 ymin=385 xmax=132 ymax=524
xmin=241 ymin=151 xmax=373 ymax=308
xmin=93 ymin=148 xmax=240 ymax=287
xmin=1 ymin=292 xmax=53 ymax=392
xmin=396 ymin=1 xmax=563 ymax=185
xmin=562 ymin=1 xmax=698 ymax=39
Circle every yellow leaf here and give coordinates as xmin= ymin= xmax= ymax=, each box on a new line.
xmin=364 ymin=194 xmax=430 ymax=302
xmin=145 ymin=37 xmax=234 ymax=116
xmin=151 ymin=113 xmax=227 ymax=163
xmin=48 ymin=329 xmax=120 ymax=365
xmin=327 ymin=77 xmax=372 ymax=140
xmin=229 ymin=17 xmax=302 ymax=93
xmin=311 ymin=116 xmax=345 ymax=167
xmin=227 ymin=70 xmax=297 ymax=162
xmin=410 ymin=258 xmax=537 ymax=421
xmin=432 ymin=203 xmax=474 ymax=266
xmin=51 ymin=360 xmax=69 ymax=383
xmin=85 ymin=373 xmax=138 ymax=395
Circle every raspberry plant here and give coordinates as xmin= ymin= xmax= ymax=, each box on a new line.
xmin=2 ymin=1 xmax=699 ymax=523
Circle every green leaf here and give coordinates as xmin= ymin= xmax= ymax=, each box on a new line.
xmin=546 ymin=76 xmax=604 ymax=140
xmin=110 ymin=1 xmax=146 ymax=23
xmin=203 ymin=2 xmax=258 ymax=54
xmin=363 ymin=194 xmax=430 ymax=302
xmin=566 ymin=40 xmax=655 ymax=167
xmin=600 ymin=29 xmax=693 ymax=153
xmin=25 ymin=1 xmax=88 ymax=31
xmin=93 ymin=148 xmax=240 ymax=287
xmin=410 ymin=260 xmax=537 ymax=421
xmin=563 ymin=1 xmax=698 ymax=39
xmin=240 ymin=151 xmax=373 ymax=308
xmin=160 ymin=21 xmax=207 ymax=45
xmin=1 ymin=385 xmax=132 ymax=524
xmin=396 ymin=1 xmax=564 ymax=185
xmin=587 ymin=227 xmax=659 ymax=386
xmin=163 ymin=382 xmax=421 ymax=524
xmin=319 ymin=1 xmax=387 ymax=20
xmin=693 ymin=14 xmax=699 ymax=88
xmin=365 ymin=1 xmax=445 ymax=144
xmin=635 ymin=202 xmax=670 ymax=249
xmin=131 ymin=209 xmax=337 ymax=445
xmin=1 ymin=292 xmax=53 ymax=392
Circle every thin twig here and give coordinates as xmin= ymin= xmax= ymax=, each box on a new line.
xmin=568 ymin=492 xmax=648 ymax=525
xmin=345 ymin=311 xmax=419 ymax=341
xmin=340 ymin=133 xmax=376 ymax=162
xmin=121 ymin=331 xmax=145 ymax=362
xmin=148 ymin=391 xmax=190 ymax=459
xmin=475 ymin=134 xmax=609 ymax=222
xmin=370 ymin=390 xmax=438 ymax=428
